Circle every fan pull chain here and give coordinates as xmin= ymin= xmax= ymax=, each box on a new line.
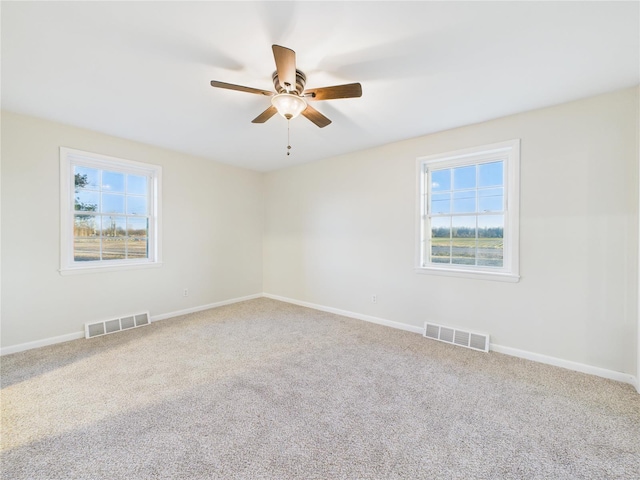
xmin=286 ymin=119 xmax=292 ymax=155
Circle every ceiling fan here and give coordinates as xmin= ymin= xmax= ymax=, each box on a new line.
xmin=210 ymin=45 xmax=362 ymax=128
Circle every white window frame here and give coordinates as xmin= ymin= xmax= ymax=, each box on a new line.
xmin=59 ymin=147 xmax=162 ymax=275
xmin=415 ymin=139 xmax=520 ymax=282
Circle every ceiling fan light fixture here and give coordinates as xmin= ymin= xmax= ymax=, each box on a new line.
xmin=271 ymin=93 xmax=307 ymax=120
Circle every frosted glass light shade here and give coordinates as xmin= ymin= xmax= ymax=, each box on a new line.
xmin=271 ymin=93 xmax=307 ymax=119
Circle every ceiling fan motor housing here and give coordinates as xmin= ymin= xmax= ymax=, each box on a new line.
xmin=272 ymin=70 xmax=307 ymax=95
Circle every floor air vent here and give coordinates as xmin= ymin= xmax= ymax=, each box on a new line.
xmin=85 ymin=312 xmax=150 ymax=339
xmin=423 ymin=322 xmax=489 ymax=352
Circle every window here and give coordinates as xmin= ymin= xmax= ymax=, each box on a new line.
xmin=60 ymin=147 xmax=162 ymax=274
xmin=416 ymin=140 xmax=520 ymax=282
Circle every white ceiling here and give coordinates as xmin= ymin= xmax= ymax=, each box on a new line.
xmin=2 ymin=1 xmax=638 ymax=172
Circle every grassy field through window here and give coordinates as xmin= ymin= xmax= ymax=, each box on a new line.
xmin=74 ymin=237 xmax=148 ymax=261
xmin=431 ymin=237 xmax=503 ymax=267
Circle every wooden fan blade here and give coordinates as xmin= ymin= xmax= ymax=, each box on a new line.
xmin=272 ymin=45 xmax=296 ymax=92
xmin=301 ymin=104 xmax=332 ymax=128
xmin=305 ymin=83 xmax=363 ymax=100
xmin=210 ymin=80 xmax=273 ymax=96
xmin=252 ymin=105 xmax=278 ymax=124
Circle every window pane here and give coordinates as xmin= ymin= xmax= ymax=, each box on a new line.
xmin=102 ymin=193 xmax=125 ymax=214
xmin=478 ymin=215 xmax=504 ymax=267
xmin=127 ymin=217 xmax=148 ymax=236
xmin=127 ymin=195 xmax=148 ymax=215
xmin=127 ymin=218 xmax=148 ymax=259
xmin=127 ymin=237 xmax=148 ymax=259
xmin=453 ymin=190 xmax=476 ymax=213
xmin=479 ymin=161 xmax=503 ymax=187
xmin=478 ymin=214 xmax=504 ymax=233
xmin=75 ymin=191 xmax=99 ymax=211
xmin=102 ymin=171 xmax=125 ymax=192
xmin=478 ymin=187 xmax=503 ymax=212
xmin=431 ymin=169 xmax=450 ymax=192
xmin=74 ymin=166 xmax=99 ymax=190
xmin=453 ymin=165 xmax=476 ymax=190
xmin=102 ymin=216 xmax=126 ymax=260
xmin=431 ymin=217 xmax=451 ymax=238
xmin=74 ymin=215 xmax=100 ymax=261
xmin=430 ymin=217 xmax=451 ymax=264
xmin=452 ymin=216 xmax=476 ymax=265
xmin=127 ymin=175 xmax=148 ymax=195
xmin=431 ymin=193 xmax=450 ymax=214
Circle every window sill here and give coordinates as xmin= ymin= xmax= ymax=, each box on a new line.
xmin=414 ymin=266 xmax=520 ymax=283
xmin=59 ymin=261 xmax=163 ymax=276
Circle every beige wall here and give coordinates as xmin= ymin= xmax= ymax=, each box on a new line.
xmin=1 ymin=111 xmax=264 ymax=347
xmin=2 ymin=87 xmax=638 ymax=380
xmin=264 ymin=87 xmax=639 ymax=376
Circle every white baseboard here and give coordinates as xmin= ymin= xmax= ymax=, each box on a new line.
xmin=263 ymin=293 xmax=424 ymax=335
xmin=151 ymin=293 xmax=263 ymax=322
xmin=264 ymin=293 xmax=639 ymax=392
xmin=0 ymin=293 xmax=263 ymax=356
xmin=0 ymin=331 xmax=85 ymax=356
xmin=490 ymin=344 xmax=637 ymax=389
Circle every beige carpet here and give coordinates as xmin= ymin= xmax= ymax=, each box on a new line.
xmin=1 ymin=298 xmax=639 ymax=479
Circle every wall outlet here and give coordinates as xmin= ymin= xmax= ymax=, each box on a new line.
xmin=371 ymin=294 xmax=377 ymax=304
xmin=183 ymin=288 xmax=189 ymax=297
